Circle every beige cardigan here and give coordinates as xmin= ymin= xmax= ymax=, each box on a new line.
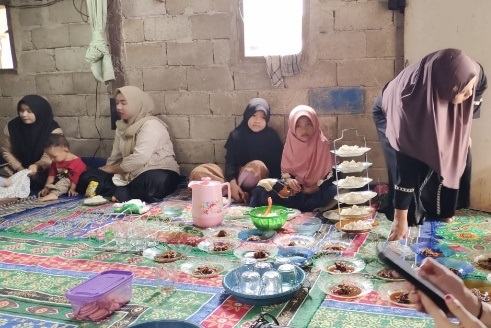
xmin=107 ymin=119 xmax=179 ymax=181
xmin=1 ymin=125 xmax=63 ymax=175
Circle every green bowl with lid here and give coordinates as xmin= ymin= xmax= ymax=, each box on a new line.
xmin=244 ymin=205 xmax=294 ymax=231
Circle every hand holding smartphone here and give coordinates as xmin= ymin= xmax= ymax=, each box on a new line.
xmin=377 ymin=244 xmax=449 ymax=313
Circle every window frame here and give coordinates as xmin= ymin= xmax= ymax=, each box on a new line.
xmin=0 ymin=2 xmax=17 ymax=73
xmin=237 ymin=0 xmax=309 ymax=63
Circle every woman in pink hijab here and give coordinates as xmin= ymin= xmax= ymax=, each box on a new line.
xmin=372 ymin=49 xmax=487 ymax=241
xmin=250 ymin=105 xmax=337 ymax=212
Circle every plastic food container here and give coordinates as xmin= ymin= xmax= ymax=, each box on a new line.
xmin=65 ymin=270 xmax=134 ymax=321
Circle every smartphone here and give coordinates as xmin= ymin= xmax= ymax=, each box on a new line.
xmin=377 ymin=244 xmax=449 ymax=313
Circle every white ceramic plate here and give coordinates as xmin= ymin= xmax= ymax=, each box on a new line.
xmin=83 ymin=195 xmax=110 ymax=206
xmin=315 ymin=255 xmax=365 ymax=274
xmin=334 ymin=191 xmax=378 ymax=205
xmin=273 ymin=234 xmax=315 ymax=248
xmin=378 ymin=281 xmax=414 ymax=307
xmin=317 ymin=274 xmax=373 ymax=299
xmin=180 ymin=257 xmax=233 ymax=278
xmin=365 ymin=261 xmax=405 ymax=282
xmin=331 ymin=147 xmax=371 ymax=158
xmin=202 ymin=227 xmax=240 ymax=239
xmin=197 ymin=238 xmax=239 ymax=254
xmin=333 ymin=162 xmax=373 ymax=174
xmin=360 ymin=242 xmax=414 ymax=261
xmin=233 ymin=243 xmax=279 ymax=261
xmin=316 ymin=240 xmax=352 ymax=254
xmin=333 ymin=177 xmax=373 ymax=189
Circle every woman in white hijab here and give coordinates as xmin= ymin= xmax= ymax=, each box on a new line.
xmin=78 ymin=86 xmax=180 ymax=203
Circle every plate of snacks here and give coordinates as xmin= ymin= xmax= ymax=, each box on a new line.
xmin=334 ymin=191 xmax=377 ymax=205
xmin=144 ymin=243 xmax=192 ymax=263
xmin=333 ymin=176 xmax=373 ymax=189
xmin=360 ymin=241 xmax=414 ymax=261
xmin=378 ymin=281 xmax=414 ymax=307
xmin=318 ymin=241 xmax=351 ymax=254
xmin=435 ymin=258 xmax=475 ymax=277
xmin=410 ymin=241 xmax=456 ymax=261
xmin=365 ymin=260 xmax=405 ymax=281
xmin=333 ymin=160 xmax=373 ymax=174
xmin=323 ymin=205 xmax=374 ymax=222
xmin=197 ymin=238 xmax=240 ymax=254
xmin=202 ymin=227 xmax=240 ymax=239
xmin=315 ymin=255 xmax=365 ymax=274
xmin=238 ymin=229 xmax=277 ymax=243
xmin=318 ymin=274 xmax=373 ymax=299
xmin=469 ymin=251 xmax=491 ymax=272
xmin=334 ymin=219 xmax=379 ymax=233
xmin=331 ymin=145 xmax=371 ymax=157
xmin=273 ymin=234 xmax=315 ymax=248
xmin=225 ymin=206 xmax=253 ymax=219
xmin=180 ymin=257 xmax=233 ymax=278
xmin=234 ymin=243 xmax=278 ymax=261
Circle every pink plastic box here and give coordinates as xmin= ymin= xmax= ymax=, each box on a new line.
xmin=65 ymin=270 xmax=134 ymax=321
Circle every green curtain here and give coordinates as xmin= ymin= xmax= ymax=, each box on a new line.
xmin=85 ymin=0 xmax=115 ymax=83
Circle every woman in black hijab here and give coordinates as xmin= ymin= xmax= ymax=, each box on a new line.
xmin=189 ymin=98 xmax=283 ymax=203
xmin=2 ymin=95 xmax=62 ymax=192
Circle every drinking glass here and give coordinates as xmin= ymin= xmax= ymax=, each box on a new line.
xmin=254 ymin=262 xmax=272 ymax=277
xmin=273 ymin=258 xmax=291 ymax=269
xmin=260 ymin=270 xmax=282 ymax=295
xmin=155 ymin=263 xmax=178 ymax=297
xmin=239 ymin=270 xmax=261 ymax=295
xmin=277 ymin=263 xmax=297 ymax=291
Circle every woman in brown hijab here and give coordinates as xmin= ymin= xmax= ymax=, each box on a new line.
xmin=372 ymin=49 xmax=487 ymax=241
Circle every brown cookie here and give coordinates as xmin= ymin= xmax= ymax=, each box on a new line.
xmin=88 ymin=308 xmax=110 ymax=321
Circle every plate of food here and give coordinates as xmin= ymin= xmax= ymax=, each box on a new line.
xmin=315 ymin=255 xmax=365 ymax=274
xmin=180 ymin=257 xmax=233 ymax=278
xmin=323 ymin=205 xmax=374 ymax=222
xmin=317 ymin=240 xmax=351 ymax=254
xmin=238 ymin=229 xmax=276 ymax=243
xmin=469 ymin=251 xmax=491 ymax=272
xmin=334 ymin=191 xmax=377 ymax=205
xmin=435 ymin=258 xmax=475 ymax=277
xmin=464 ymin=279 xmax=491 ymax=302
xmin=197 ymin=238 xmax=240 ymax=254
xmin=365 ymin=260 xmax=405 ymax=281
xmin=83 ymin=195 xmax=110 ymax=206
xmin=410 ymin=241 xmax=456 ymax=259
xmin=276 ymin=246 xmax=314 ymax=267
xmin=334 ymin=161 xmax=373 ymax=174
xmin=225 ymin=206 xmax=253 ymax=219
xmin=144 ymin=243 xmax=192 ymax=263
xmin=331 ymin=145 xmax=371 ymax=157
xmin=334 ymin=219 xmax=379 ymax=234
xmin=202 ymin=227 xmax=240 ymax=239
xmin=234 ymin=243 xmax=278 ymax=261
xmin=378 ymin=281 xmax=414 ymax=307
xmin=318 ymin=274 xmax=373 ymax=299
xmin=360 ymin=241 xmax=414 ymax=261
xmin=333 ymin=176 xmax=373 ymax=189
xmin=273 ymin=234 xmax=315 ymax=248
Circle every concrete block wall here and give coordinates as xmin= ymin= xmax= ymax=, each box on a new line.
xmin=0 ymin=0 xmax=404 ymax=182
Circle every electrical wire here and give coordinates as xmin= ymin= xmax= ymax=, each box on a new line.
xmin=5 ymin=0 xmax=65 ymax=8
xmin=73 ymin=0 xmax=88 ymax=22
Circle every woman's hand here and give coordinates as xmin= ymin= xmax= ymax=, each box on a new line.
xmin=409 ymin=258 xmax=480 ymax=315
xmin=417 ymin=292 xmax=485 ymax=328
xmin=28 ymin=164 xmax=38 ymax=176
xmin=230 ymin=179 xmax=247 ymax=203
xmin=38 ymin=187 xmax=49 ymax=197
xmin=388 ymin=209 xmax=409 ymax=240
xmin=286 ymin=178 xmax=301 ymax=193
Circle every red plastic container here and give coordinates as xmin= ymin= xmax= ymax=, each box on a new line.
xmin=65 ymin=270 xmax=133 ymax=321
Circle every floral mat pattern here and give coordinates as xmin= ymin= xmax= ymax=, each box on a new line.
xmin=0 ymin=192 xmax=489 ymax=327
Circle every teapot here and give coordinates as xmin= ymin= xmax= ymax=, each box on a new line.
xmin=188 ymin=177 xmax=231 ymax=228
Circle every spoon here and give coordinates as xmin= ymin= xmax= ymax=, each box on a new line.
xmin=264 ymin=197 xmax=273 ymax=216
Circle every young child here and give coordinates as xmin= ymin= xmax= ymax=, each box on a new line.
xmin=190 ymin=98 xmax=283 ymax=203
xmin=38 ymin=134 xmax=86 ymax=202
xmin=250 ymin=105 xmax=337 ymax=212
xmin=0 ymin=177 xmax=11 ymax=187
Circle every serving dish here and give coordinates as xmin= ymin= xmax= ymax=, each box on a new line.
xmin=197 ymin=238 xmax=239 ymax=254
xmin=333 ymin=161 xmax=373 ymax=174
xmin=180 ymin=257 xmax=233 ymax=278
xmin=276 ymin=246 xmax=314 ymax=267
xmin=273 ymin=234 xmax=315 ymax=248
xmin=435 ymin=257 xmax=475 ymax=277
xmin=233 ymin=243 xmax=279 ymax=261
xmin=315 ymin=254 xmax=365 ymax=274
xmin=317 ymin=274 xmax=373 ymax=299
xmin=334 ymin=191 xmax=377 ymax=205
xmin=245 ymin=205 xmax=294 ymax=231
xmin=238 ymin=229 xmax=276 ymax=243
xmin=334 ymin=219 xmax=379 ymax=234
xmin=378 ymin=281 xmax=414 ymax=307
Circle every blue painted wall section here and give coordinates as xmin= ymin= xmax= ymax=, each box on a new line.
xmin=309 ymin=88 xmax=364 ymax=114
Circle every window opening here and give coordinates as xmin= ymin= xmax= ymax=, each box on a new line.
xmin=0 ymin=5 xmax=15 ymax=70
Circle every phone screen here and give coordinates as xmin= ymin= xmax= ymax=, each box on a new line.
xmin=377 ymin=244 xmax=449 ymax=313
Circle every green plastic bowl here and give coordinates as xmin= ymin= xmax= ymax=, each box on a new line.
xmin=245 ymin=205 xmax=293 ymax=231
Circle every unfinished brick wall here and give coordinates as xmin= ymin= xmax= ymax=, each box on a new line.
xmin=0 ymin=0 xmax=404 ymax=182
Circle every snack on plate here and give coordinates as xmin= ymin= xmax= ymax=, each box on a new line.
xmin=327 ymin=261 xmax=355 ymax=273
xmin=154 ymin=251 xmax=181 ymax=263
xmin=340 ymin=205 xmax=370 ymax=216
xmin=338 ymin=160 xmax=364 ymax=168
xmin=338 ymin=176 xmax=366 ymax=187
xmin=192 ymin=265 xmax=220 ymax=276
xmin=323 ymin=245 xmax=347 ymax=252
xmin=287 ymin=241 xmax=296 ymax=246
xmin=477 ymin=257 xmax=491 ymax=270
xmin=212 ymin=243 xmax=231 ymax=252
xmin=341 ymin=192 xmax=367 ymax=203
xmin=471 ymin=288 xmax=491 ymax=302
xmin=421 ymin=247 xmax=443 ymax=258
xmin=247 ymin=235 xmax=261 ymax=242
xmin=338 ymin=145 xmax=361 ymax=152
xmin=253 ymin=250 xmax=269 ymax=259
xmin=448 ymin=267 xmax=461 ymax=277
xmin=216 ymin=230 xmax=228 ymax=237
xmin=343 ymin=220 xmax=372 ymax=231
xmin=330 ymin=283 xmax=362 ymax=297
xmin=377 ymin=268 xmax=402 ymax=280
xmin=390 ymin=291 xmax=410 ymax=304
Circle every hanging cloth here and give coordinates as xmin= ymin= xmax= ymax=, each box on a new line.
xmin=265 ymin=53 xmax=302 ymax=86
xmin=85 ymin=0 xmax=115 ymax=83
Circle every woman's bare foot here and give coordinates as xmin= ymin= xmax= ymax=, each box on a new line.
xmin=442 ymin=217 xmax=454 ymax=223
xmin=39 ymin=193 xmax=59 ymax=202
